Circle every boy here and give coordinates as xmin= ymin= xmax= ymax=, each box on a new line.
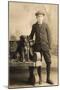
xmin=29 ymin=10 xmax=53 ymax=84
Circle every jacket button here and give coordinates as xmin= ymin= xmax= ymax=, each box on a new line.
xmin=40 ymin=33 xmax=41 ymax=35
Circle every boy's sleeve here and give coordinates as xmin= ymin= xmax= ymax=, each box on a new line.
xmin=46 ymin=24 xmax=51 ymax=49
xmin=29 ymin=25 xmax=35 ymax=40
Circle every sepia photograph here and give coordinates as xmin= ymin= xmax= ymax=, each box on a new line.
xmin=8 ymin=1 xmax=59 ymax=88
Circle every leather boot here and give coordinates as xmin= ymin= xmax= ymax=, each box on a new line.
xmin=28 ymin=66 xmax=35 ymax=85
xmin=46 ymin=63 xmax=53 ymax=84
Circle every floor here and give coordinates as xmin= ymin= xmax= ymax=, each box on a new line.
xmin=9 ymin=54 xmax=58 ymax=89
xmin=9 ymin=69 xmax=58 ymax=89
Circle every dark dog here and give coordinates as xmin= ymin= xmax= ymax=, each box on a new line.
xmin=16 ymin=35 xmax=36 ymax=62
xmin=16 ymin=35 xmax=31 ymax=62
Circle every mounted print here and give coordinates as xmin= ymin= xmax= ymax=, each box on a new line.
xmin=8 ymin=1 xmax=59 ymax=88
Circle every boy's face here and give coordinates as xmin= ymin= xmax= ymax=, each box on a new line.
xmin=36 ymin=14 xmax=44 ymax=24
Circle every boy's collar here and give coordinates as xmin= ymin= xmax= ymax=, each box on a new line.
xmin=36 ymin=22 xmax=43 ymax=25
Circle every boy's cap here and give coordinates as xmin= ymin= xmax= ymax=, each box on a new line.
xmin=35 ymin=10 xmax=45 ymax=16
